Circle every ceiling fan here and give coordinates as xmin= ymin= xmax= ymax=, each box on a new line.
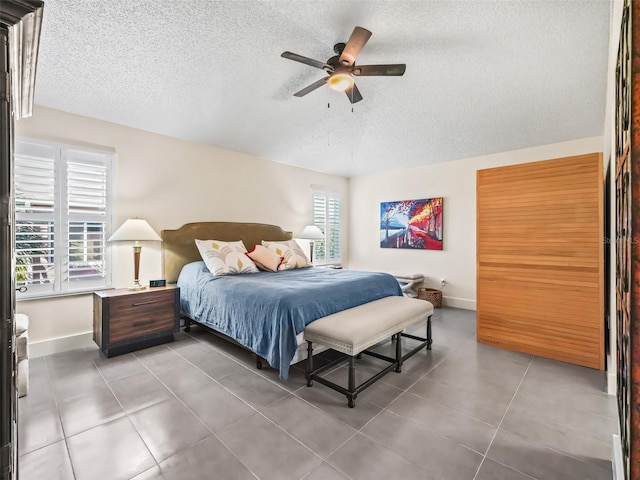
xmin=281 ymin=26 xmax=406 ymax=104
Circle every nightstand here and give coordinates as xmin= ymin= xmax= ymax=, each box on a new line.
xmin=93 ymin=285 xmax=180 ymax=357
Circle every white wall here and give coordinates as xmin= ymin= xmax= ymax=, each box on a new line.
xmin=15 ymin=106 xmax=349 ymax=355
xmin=348 ymin=136 xmax=604 ymax=310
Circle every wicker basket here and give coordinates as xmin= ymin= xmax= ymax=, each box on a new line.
xmin=417 ymin=287 xmax=442 ymax=308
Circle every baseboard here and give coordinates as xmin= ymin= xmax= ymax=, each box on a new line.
xmin=608 ymin=370 xmax=617 ymax=396
xmin=30 ymin=331 xmax=94 ymax=358
xmin=442 ymin=296 xmax=476 ymax=310
xmin=613 ymin=434 xmax=624 ymax=480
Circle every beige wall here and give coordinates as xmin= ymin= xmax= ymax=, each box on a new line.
xmin=347 ymin=136 xmax=604 ymax=310
xmin=16 ymin=106 xmax=349 ymax=355
xmin=14 ymin=106 xmax=609 ymax=361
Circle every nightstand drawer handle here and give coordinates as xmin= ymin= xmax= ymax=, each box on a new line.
xmin=132 ymin=300 xmax=157 ymax=307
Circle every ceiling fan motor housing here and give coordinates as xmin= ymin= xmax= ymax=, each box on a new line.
xmin=333 ymin=42 xmax=346 ymax=55
xmin=327 ymin=55 xmax=350 ymax=72
xmin=281 ymin=26 xmax=405 ymax=104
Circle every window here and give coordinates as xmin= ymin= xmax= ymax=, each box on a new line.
xmin=14 ymin=139 xmax=114 ymax=298
xmin=312 ymin=188 xmax=341 ymax=265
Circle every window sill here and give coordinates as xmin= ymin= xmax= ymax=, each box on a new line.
xmin=16 ymin=286 xmax=114 ymax=302
xmin=315 ymin=263 xmax=343 ymax=269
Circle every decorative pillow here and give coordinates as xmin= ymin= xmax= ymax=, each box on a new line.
xmin=261 ymin=239 xmax=311 ymax=270
xmin=245 ymin=245 xmax=284 ymax=272
xmin=195 ymin=239 xmax=258 ymax=275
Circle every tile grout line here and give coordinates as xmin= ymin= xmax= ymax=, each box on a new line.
xmin=471 ymin=355 xmax=535 ymax=480
xmin=23 ymin=313 xmax=612 ymax=480
xmin=304 ymin=341 xmax=444 ymax=464
xmin=88 ymin=344 xmax=260 ymax=479
xmin=43 ymin=354 xmax=79 ymax=480
xmin=304 ymin=342 xmax=451 ymax=480
xmin=33 ymin=321 xmax=448 ymax=476
xmin=329 ymin=337 xmax=449 ymax=437
xmin=163 ymin=341 xmax=338 ymax=478
xmin=24 ymin=332 xmax=440 ymax=480
xmin=130 ymin=346 xmax=264 ymax=480
xmin=278 ymin=325 xmax=443 ymax=478
xmin=90 ymin=349 xmax=178 ymax=477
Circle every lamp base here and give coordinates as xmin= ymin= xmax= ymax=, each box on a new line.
xmin=127 ymin=281 xmax=146 ymax=291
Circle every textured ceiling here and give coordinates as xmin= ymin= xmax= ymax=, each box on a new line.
xmin=33 ymin=0 xmax=611 ymax=177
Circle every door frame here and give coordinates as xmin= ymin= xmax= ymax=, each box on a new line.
xmin=0 ymin=1 xmax=43 ymax=478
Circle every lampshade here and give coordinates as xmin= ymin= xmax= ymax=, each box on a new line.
xmin=299 ymin=225 xmax=324 ymax=239
xmin=108 ymin=219 xmax=162 ymax=243
xmin=108 ymin=219 xmax=161 ymax=290
xmin=327 ymin=72 xmax=354 ymax=92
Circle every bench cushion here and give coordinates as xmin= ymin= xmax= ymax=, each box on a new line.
xmin=304 ymin=296 xmax=433 ymax=356
xmin=392 ymin=273 xmax=424 ymax=281
xmin=15 ymin=314 xmax=29 ymax=335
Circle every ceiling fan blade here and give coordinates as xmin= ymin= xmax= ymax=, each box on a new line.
xmin=345 ymin=83 xmax=363 ymax=104
xmin=281 ymin=51 xmax=331 ymax=71
xmin=294 ymin=77 xmax=329 ymax=97
xmin=353 ymin=64 xmax=406 ymax=76
xmin=339 ymin=26 xmax=372 ymax=67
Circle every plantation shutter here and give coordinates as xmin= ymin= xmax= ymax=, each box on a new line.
xmin=14 ymin=142 xmax=56 ymax=295
xmin=313 ymin=195 xmax=327 ymax=261
xmin=312 ymin=189 xmax=341 ymax=264
xmin=326 ymin=195 xmax=341 ymax=261
xmin=14 ymin=139 xmax=113 ymax=298
xmin=66 ymin=149 xmax=109 ymax=289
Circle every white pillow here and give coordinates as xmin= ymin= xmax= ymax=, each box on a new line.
xmin=195 ymin=239 xmax=258 ymax=275
xmin=261 ymin=239 xmax=310 ymax=270
xmin=245 ymin=245 xmax=283 ymax=272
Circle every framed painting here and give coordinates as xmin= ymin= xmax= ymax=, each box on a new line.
xmin=380 ymin=197 xmax=443 ymax=250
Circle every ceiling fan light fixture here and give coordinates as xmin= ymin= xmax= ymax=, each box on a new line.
xmin=327 ymin=72 xmax=354 ymax=92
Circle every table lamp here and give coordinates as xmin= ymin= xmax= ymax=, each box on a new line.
xmin=299 ymin=225 xmax=324 ymax=263
xmin=108 ymin=218 xmax=162 ymax=290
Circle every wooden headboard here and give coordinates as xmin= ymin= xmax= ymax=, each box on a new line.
xmin=161 ymin=222 xmax=292 ymax=283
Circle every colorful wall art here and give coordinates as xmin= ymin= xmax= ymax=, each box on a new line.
xmin=380 ymin=197 xmax=443 ymax=250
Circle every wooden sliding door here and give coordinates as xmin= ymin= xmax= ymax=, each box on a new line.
xmin=477 ymin=153 xmax=604 ymax=370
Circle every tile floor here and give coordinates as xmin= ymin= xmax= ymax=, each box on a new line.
xmin=18 ymin=307 xmax=617 ymax=480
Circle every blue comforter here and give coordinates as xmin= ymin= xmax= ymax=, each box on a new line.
xmin=177 ymin=262 xmax=402 ymax=379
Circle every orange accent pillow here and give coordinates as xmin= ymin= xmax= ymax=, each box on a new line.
xmin=245 ymin=245 xmax=284 ymax=272
xmin=261 ymin=240 xmax=311 ymax=270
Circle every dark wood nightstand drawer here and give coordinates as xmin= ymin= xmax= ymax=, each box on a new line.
xmin=109 ymin=290 xmax=176 ymax=342
xmin=93 ymin=286 xmax=180 ymax=357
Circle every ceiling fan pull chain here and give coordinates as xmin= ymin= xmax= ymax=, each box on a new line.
xmin=327 ymin=102 xmax=331 ymax=146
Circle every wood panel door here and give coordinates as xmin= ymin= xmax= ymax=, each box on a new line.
xmin=617 ymin=0 xmax=640 ymax=476
xmin=477 ymin=153 xmax=604 ymax=370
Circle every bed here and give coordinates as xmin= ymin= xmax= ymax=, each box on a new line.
xmin=162 ymin=222 xmax=402 ymax=379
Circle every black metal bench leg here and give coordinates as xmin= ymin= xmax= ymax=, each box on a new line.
xmin=395 ymin=332 xmax=403 ymax=372
xmin=348 ymin=356 xmax=356 ymax=408
xmin=306 ymin=341 xmax=314 ymax=387
xmin=426 ymin=315 xmax=433 ymax=350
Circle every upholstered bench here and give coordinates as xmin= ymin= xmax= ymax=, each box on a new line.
xmin=304 ymin=296 xmax=434 ymax=407
xmin=392 ymin=273 xmax=424 ymax=298
xmin=15 ymin=313 xmax=29 ymax=397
